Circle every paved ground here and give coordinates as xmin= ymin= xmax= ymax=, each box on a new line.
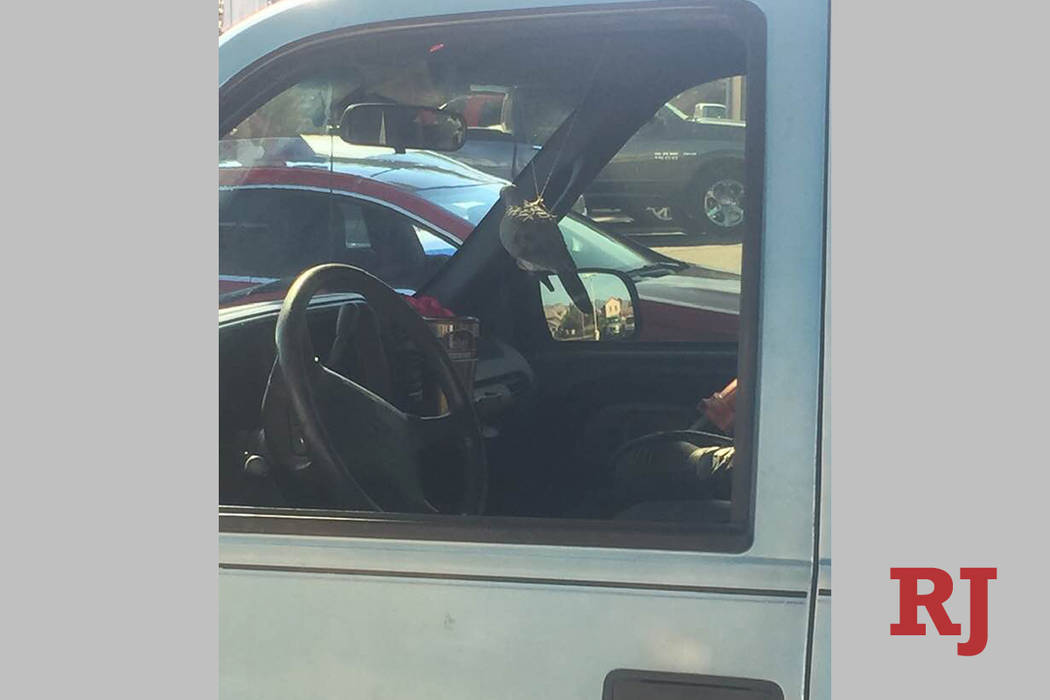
xmin=652 ymin=242 xmax=742 ymax=273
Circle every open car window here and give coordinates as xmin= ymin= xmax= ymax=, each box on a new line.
xmin=219 ymin=11 xmax=764 ymax=549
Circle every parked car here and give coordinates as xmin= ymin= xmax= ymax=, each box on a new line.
xmin=219 ymin=141 xmax=740 ymax=342
xmin=442 ymin=85 xmax=747 ymax=238
xmin=219 ymin=1 xmax=829 ymax=698
xmin=218 ymin=138 xmax=494 ymax=294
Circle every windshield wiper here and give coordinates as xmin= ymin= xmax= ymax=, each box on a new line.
xmin=629 ymin=261 xmax=687 ymax=277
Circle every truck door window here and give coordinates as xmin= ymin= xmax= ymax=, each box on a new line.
xmin=218 ymin=9 xmax=767 ymax=552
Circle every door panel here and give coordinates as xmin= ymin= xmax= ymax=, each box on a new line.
xmin=529 ymin=347 xmax=737 ymax=430
xmin=515 ymin=347 xmax=738 ymax=514
xmin=220 ymin=534 xmax=806 ymax=700
xmin=219 ymin=0 xmax=830 ymax=697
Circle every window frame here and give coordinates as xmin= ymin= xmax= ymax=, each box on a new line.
xmin=218 ymin=0 xmax=768 ymax=554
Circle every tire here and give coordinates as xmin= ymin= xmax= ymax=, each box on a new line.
xmin=673 ymin=160 xmax=746 ymax=241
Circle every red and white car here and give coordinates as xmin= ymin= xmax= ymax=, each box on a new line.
xmin=219 ymin=138 xmax=739 ymax=342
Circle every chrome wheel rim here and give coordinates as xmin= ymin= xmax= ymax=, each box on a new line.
xmin=702 ymin=178 xmax=745 ymax=228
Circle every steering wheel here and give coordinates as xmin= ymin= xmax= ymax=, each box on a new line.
xmin=274 ymin=264 xmax=487 ymax=515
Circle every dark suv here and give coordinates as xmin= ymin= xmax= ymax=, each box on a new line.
xmin=444 ymin=86 xmax=746 ymax=239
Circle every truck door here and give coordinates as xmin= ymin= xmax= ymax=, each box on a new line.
xmin=219 ymin=1 xmax=829 ymax=697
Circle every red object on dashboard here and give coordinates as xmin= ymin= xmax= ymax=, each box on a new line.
xmin=403 ymin=294 xmax=455 ymax=318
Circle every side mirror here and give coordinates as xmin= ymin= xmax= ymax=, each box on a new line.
xmin=339 ymin=103 xmax=467 ymax=153
xmin=539 ymin=269 xmax=641 ymax=342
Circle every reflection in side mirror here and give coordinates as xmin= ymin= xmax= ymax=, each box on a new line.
xmin=339 ymin=103 xmax=467 ymax=153
xmin=540 ymin=270 xmax=639 ymax=342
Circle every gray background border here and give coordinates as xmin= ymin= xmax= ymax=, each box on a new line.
xmin=3 ymin=1 xmax=1048 ymax=698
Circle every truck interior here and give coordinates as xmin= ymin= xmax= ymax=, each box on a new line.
xmin=218 ymin=7 xmax=763 ymax=546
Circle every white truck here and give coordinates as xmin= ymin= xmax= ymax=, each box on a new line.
xmin=219 ymin=1 xmax=829 ymax=697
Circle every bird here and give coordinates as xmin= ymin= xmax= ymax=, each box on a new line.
xmin=498 ymin=184 xmax=594 ymax=316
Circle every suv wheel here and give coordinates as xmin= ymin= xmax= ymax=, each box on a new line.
xmin=675 ymin=160 xmax=746 ymax=240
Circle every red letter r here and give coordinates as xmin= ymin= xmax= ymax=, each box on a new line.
xmin=890 ymin=567 xmax=961 ymax=636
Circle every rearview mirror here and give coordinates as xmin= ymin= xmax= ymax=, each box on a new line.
xmin=540 ymin=269 xmax=640 ymax=342
xmin=339 ymin=103 xmax=466 ymax=153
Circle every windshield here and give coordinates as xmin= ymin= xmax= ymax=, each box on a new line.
xmin=351 ymin=178 xmax=659 ymax=272
xmin=557 ymin=217 xmax=654 ymax=272
xmin=220 ymin=27 xmax=746 ymax=307
xmin=220 ymin=37 xmax=584 ymax=304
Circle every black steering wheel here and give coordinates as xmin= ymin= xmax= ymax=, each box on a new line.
xmin=274 ymin=264 xmax=487 ymax=514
